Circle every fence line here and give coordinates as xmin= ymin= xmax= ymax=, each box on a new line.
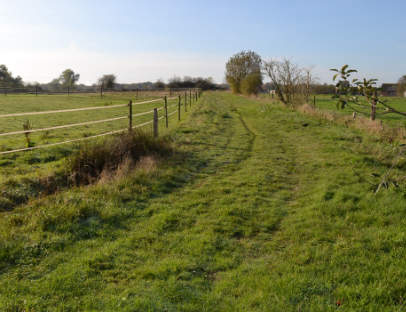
xmin=168 ymin=110 xmax=178 ymax=117
xmin=0 ymin=116 xmax=128 ymax=137
xmin=0 ymin=118 xmax=156 ymax=156
xmin=0 ymin=103 xmax=127 ymax=118
xmin=0 ymin=101 xmax=172 ymax=138
xmin=0 ymin=87 xmax=200 ymax=97
xmin=0 ymin=91 xmax=202 ymax=155
xmin=0 ymin=98 xmax=167 ymax=119
xmin=0 ymin=129 xmax=128 ymax=155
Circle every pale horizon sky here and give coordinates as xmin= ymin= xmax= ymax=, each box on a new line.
xmin=1 ymin=0 xmax=405 ymax=85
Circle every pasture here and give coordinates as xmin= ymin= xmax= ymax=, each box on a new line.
xmin=313 ymin=94 xmax=406 ymax=127
xmin=0 ymin=91 xmax=186 ymax=182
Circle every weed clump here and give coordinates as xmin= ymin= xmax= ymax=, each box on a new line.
xmin=67 ymin=130 xmax=173 ymax=185
xmin=22 ymin=120 xmax=34 ymax=148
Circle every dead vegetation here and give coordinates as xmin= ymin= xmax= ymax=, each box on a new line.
xmin=298 ymin=103 xmax=406 ymax=144
xmin=0 ymin=130 xmax=173 ymax=211
xmin=67 ymin=129 xmax=173 ymax=185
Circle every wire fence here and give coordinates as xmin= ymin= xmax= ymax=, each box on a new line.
xmin=0 ymin=90 xmax=201 ymax=156
xmin=0 ymin=86 xmax=199 ymax=98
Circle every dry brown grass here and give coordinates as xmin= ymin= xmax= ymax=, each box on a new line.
xmin=98 ymin=155 xmax=158 ymax=184
xmin=298 ymin=104 xmax=406 ymax=144
xmin=68 ymin=130 xmax=172 ymax=185
xmin=135 ymin=155 xmax=158 ymax=173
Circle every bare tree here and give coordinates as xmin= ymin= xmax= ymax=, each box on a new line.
xmin=263 ymin=59 xmax=304 ymax=106
xmin=397 ymin=75 xmax=406 ymax=97
xmin=303 ymin=66 xmax=316 ymax=103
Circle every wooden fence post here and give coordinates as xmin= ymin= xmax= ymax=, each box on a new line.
xmin=128 ymin=100 xmax=133 ymax=132
xmin=100 ymin=84 xmax=103 ymax=98
xmin=371 ymin=90 xmax=377 ymax=121
xmin=178 ymin=95 xmax=181 ymax=121
xmin=164 ymin=96 xmax=168 ymax=128
xmin=153 ymin=108 xmax=158 ymax=137
xmin=313 ymin=95 xmax=316 ymax=107
xmin=184 ymin=92 xmax=187 ymax=112
xmin=189 ymin=89 xmax=192 ymax=108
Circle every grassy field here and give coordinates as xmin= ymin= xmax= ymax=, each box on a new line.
xmin=312 ymin=94 xmax=406 ymax=127
xmin=0 ymin=91 xmax=186 ymax=183
xmin=0 ymin=91 xmax=183 ymax=150
xmin=1 ymin=92 xmax=406 ymax=310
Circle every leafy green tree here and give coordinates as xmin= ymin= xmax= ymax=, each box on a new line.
xmin=0 ymin=65 xmax=24 ymax=88
xmin=331 ymin=65 xmax=359 ymax=109
xmin=59 ymin=69 xmax=80 ymax=89
xmin=241 ymin=73 xmax=262 ymax=95
xmin=226 ymin=51 xmax=262 ymax=94
xmin=98 ymin=74 xmax=116 ymax=90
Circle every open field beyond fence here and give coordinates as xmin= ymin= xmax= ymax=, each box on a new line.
xmin=312 ymin=95 xmax=406 ymax=126
xmin=0 ymin=90 xmax=198 ymax=183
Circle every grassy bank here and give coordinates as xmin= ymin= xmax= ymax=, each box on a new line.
xmin=1 ymin=92 xmax=406 ymax=311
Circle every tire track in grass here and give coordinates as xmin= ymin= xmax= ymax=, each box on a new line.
xmin=0 ymin=93 xmax=327 ymax=310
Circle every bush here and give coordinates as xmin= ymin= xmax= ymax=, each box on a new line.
xmin=241 ymin=73 xmax=262 ymax=95
xmin=225 ymin=50 xmax=262 ymax=94
xmin=67 ymin=130 xmax=173 ymax=185
xmin=227 ymin=77 xmax=240 ymax=94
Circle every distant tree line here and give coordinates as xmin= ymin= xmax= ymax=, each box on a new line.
xmin=167 ymin=76 xmax=223 ymax=90
xmin=0 ymin=64 xmax=224 ymax=93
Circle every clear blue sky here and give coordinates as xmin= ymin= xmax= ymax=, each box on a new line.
xmin=1 ymin=0 xmax=405 ymax=85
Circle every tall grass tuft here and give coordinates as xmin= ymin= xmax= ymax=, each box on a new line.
xmin=67 ymin=130 xmax=173 ymax=185
xmin=298 ymin=104 xmax=406 ymax=143
xmin=22 ymin=120 xmax=34 ymax=148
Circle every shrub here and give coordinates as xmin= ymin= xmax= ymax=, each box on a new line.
xmin=67 ymin=130 xmax=173 ymax=185
xmin=241 ymin=73 xmax=262 ymax=95
xmin=226 ymin=51 xmax=262 ymax=94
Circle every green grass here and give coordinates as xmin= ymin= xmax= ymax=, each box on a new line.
xmin=312 ymin=94 xmax=406 ymax=127
xmin=0 ymin=91 xmax=181 ymax=150
xmin=1 ymin=92 xmax=406 ymax=310
xmin=0 ymin=91 xmax=184 ymax=182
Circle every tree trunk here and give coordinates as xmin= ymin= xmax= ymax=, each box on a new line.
xmin=371 ymin=99 xmax=377 ymax=121
xmin=370 ymin=91 xmax=377 ymax=121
